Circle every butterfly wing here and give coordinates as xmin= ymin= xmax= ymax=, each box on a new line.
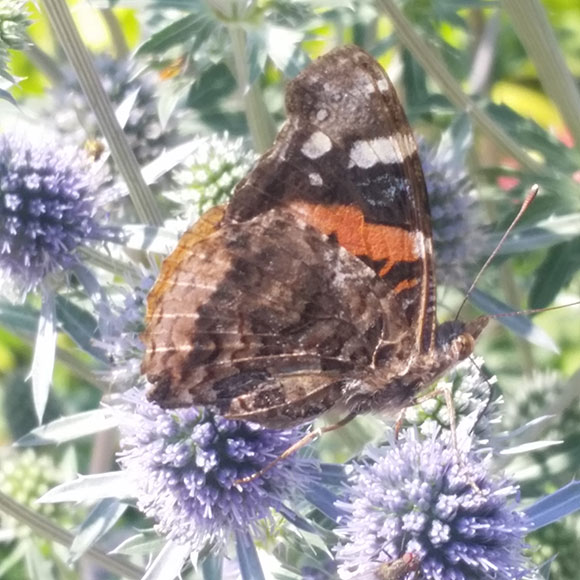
xmin=143 ymin=207 xmax=408 ymax=426
xmin=228 ymin=45 xmax=437 ymax=354
xmin=142 ymin=45 xmax=438 ymax=426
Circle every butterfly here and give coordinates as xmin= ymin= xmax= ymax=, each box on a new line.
xmin=141 ymin=44 xmax=488 ymax=428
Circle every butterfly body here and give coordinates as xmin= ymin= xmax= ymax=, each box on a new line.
xmin=142 ymin=45 xmax=488 ymax=428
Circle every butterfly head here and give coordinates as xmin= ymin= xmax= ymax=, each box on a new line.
xmin=436 ymin=316 xmax=489 ymax=361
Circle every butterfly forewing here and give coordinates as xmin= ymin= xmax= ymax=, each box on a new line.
xmin=143 ymin=45 xmax=478 ymax=428
xmin=229 ymin=47 xmax=436 ymax=351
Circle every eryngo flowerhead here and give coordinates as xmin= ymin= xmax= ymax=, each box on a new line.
xmin=0 ymin=448 xmax=76 ymax=540
xmin=0 ymin=1 xmax=30 ymax=75
xmin=117 ymin=390 xmax=315 ymax=552
xmin=404 ymin=357 xmax=502 ymax=447
xmin=98 ymin=276 xmax=153 ymax=389
xmin=168 ymin=133 xmax=256 ymax=227
xmin=418 ymin=128 xmax=485 ymax=286
xmin=0 ymin=130 xmax=112 ymax=298
xmin=54 ymin=55 xmax=179 ymax=167
xmin=335 ymin=430 xmax=531 ymax=580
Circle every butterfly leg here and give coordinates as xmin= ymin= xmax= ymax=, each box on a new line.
xmin=393 ymin=408 xmax=408 ymax=439
xmin=234 ymin=412 xmax=357 ymax=485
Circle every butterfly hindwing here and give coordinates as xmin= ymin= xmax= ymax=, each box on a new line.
xmin=144 ymin=207 xmax=412 ymax=426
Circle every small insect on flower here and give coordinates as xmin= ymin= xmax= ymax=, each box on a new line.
xmin=377 ymin=553 xmax=420 ymax=580
xmin=116 ymin=390 xmax=316 ymax=553
xmin=0 ymin=130 xmax=113 ymax=299
xmin=335 ymin=429 xmax=531 ymax=580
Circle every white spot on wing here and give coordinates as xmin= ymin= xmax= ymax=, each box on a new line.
xmin=348 ymin=134 xmax=416 ymax=168
xmin=413 ymin=231 xmax=425 ymax=258
xmin=424 ymin=235 xmax=433 ymax=256
xmin=377 ymin=78 xmax=389 ymax=93
xmin=316 ymin=109 xmax=329 ymax=122
xmin=301 ymin=131 xmax=332 ymax=159
xmin=309 ymin=172 xmax=323 ymax=186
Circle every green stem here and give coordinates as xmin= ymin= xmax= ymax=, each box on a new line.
xmin=374 ymin=0 xmax=556 ymax=179
xmin=40 ymin=0 xmax=162 ymax=226
xmin=100 ymin=8 xmax=129 ymax=59
xmin=228 ymin=26 xmax=276 ymax=153
xmin=0 ymin=492 xmax=144 ymax=579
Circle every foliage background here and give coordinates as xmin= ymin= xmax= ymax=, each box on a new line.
xmin=1 ymin=0 xmax=580 ymax=578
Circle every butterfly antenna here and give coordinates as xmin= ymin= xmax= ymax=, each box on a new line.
xmin=486 ymin=300 xmax=580 ymax=320
xmin=455 ymin=184 xmax=539 ymax=321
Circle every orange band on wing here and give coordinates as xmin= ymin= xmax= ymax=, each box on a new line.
xmin=289 ymin=201 xmax=419 ymax=277
xmin=146 ymin=205 xmax=226 ymax=319
xmin=393 ymin=278 xmax=419 ymax=294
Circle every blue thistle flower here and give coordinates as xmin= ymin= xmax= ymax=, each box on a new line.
xmin=0 ymin=130 xmax=113 ymax=298
xmin=168 ymin=133 xmax=256 ymax=227
xmin=418 ymin=130 xmax=485 ymax=286
xmin=335 ymin=430 xmax=531 ymax=580
xmin=117 ymin=390 xmax=316 ymax=552
xmin=52 ymin=55 xmax=181 ymax=167
xmin=404 ymin=357 xmax=502 ymax=448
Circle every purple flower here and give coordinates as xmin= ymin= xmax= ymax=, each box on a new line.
xmin=418 ymin=131 xmax=485 ymax=286
xmin=117 ymin=390 xmax=316 ymax=552
xmin=0 ymin=130 xmax=113 ymax=297
xmin=335 ymin=430 xmax=531 ymax=580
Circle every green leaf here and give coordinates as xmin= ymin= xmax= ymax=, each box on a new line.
xmin=0 ymin=301 xmax=40 ymax=338
xmin=142 ymin=541 xmax=190 ymax=580
xmin=186 ymin=62 xmax=237 ymax=110
xmin=69 ymin=499 xmax=129 ymax=563
xmin=469 ymin=289 xmax=558 ymax=352
xmin=111 ymin=533 xmax=165 ymax=557
xmin=525 ymin=480 xmax=580 ymax=530
xmin=263 ymin=26 xmax=307 ymax=77
xmin=120 ymin=224 xmax=178 ymax=254
xmin=38 ymin=473 xmax=136 ymax=504
xmin=141 ymin=139 xmax=202 ymax=186
xmin=30 ymin=291 xmax=57 ymax=424
xmin=55 ymin=295 xmax=106 ymax=361
xmin=486 ymin=103 xmax=580 ymax=177
xmin=486 ymin=213 xmax=580 ymax=255
xmin=0 ymin=542 xmax=28 ymax=577
xmin=16 ymin=409 xmax=118 ymax=447
xmin=529 ymin=238 xmax=580 ymax=309
xmin=201 ymin=554 xmax=223 ymax=580
xmin=24 ymin=539 xmax=56 ymax=580
xmin=0 ymin=88 xmax=17 ymax=105
xmin=236 ymin=531 xmax=265 ymax=580
xmin=137 ymin=12 xmax=213 ymax=54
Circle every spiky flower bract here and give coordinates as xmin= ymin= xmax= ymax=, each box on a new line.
xmin=117 ymin=390 xmax=316 ymax=553
xmin=419 ymin=129 xmax=485 ymax=286
xmin=404 ymin=357 xmax=502 ymax=446
xmin=335 ymin=430 xmax=530 ymax=580
xmin=168 ymin=133 xmax=256 ymax=226
xmin=99 ymin=276 xmax=153 ymax=389
xmin=0 ymin=449 xmax=76 ymax=541
xmin=53 ymin=55 xmax=180 ymax=167
xmin=0 ymin=0 xmax=30 ymax=81
xmin=0 ymin=130 xmax=113 ymax=298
